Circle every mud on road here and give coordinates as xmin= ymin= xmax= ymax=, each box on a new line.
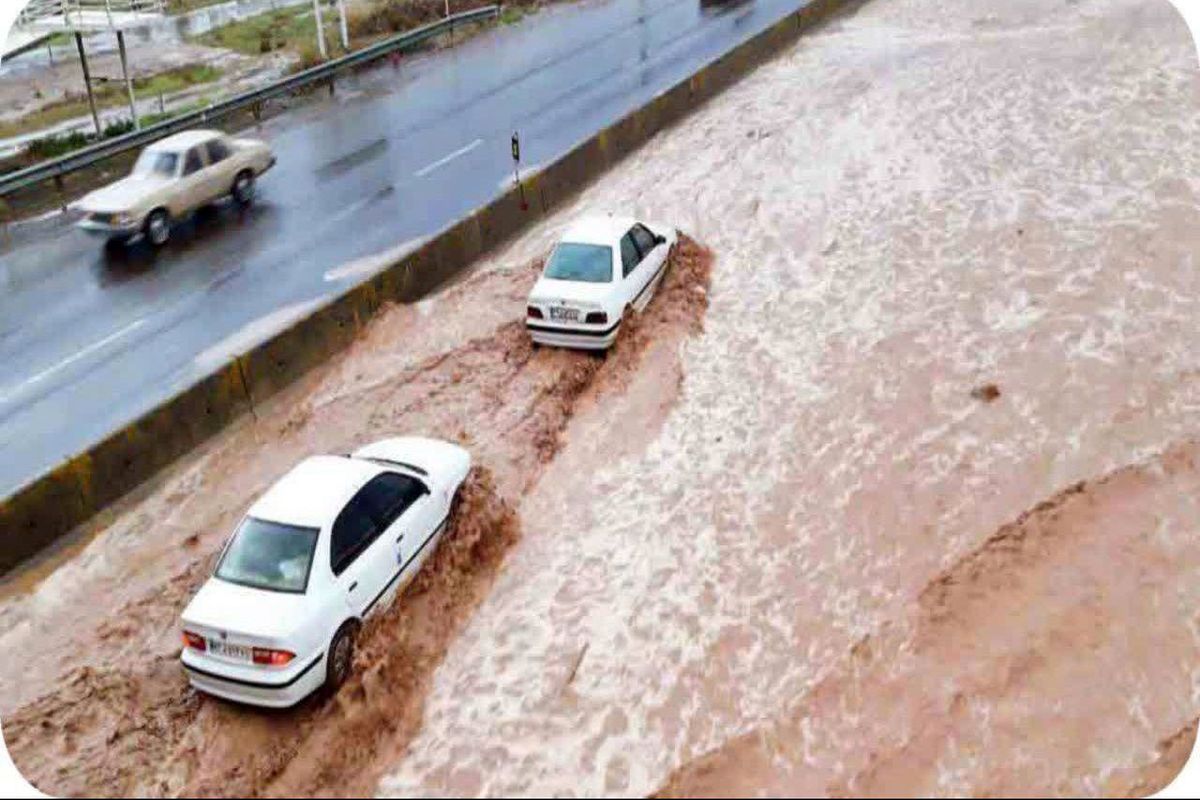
xmin=0 ymin=237 xmax=713 ymax=797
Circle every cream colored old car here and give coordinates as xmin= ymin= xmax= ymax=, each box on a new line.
xmin=73 ymin=129 xmax=275 ymax=247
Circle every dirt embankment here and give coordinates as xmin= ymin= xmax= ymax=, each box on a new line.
xmin=656 ymin=440 xmax=1200 ymax=798
xmin=0 ymin=236 xmax=713 ymax=797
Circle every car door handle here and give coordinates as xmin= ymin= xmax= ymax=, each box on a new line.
xmin=348 ymin=581 xmax=358 ymax=593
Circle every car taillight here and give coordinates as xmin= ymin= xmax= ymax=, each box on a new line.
xmin=527 ymin=306 xmax=544 ymax=319
xmin=182 ymin=630 xmax=206 ymax=651
xmin=585 ymin=311 xmax=608 ymax=325
xmin=252 ymin=647 xmax=296 ymax=666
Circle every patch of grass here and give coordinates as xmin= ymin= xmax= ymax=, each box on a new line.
xmin=198 ymin=7 xmax=323 ymax=56
xmin=165 ymin=0 xmax=238 ymax=13
xmin=136 ymin=64 xmax=222 ymax=96
xmin=499 ymin=5 xmax=532 ymax=25
xmin=0 ymin=63 xmax=222 ymax=139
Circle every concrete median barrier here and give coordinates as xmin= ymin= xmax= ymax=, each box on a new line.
xmin=0 ymin=0 xmax=861 ymax=574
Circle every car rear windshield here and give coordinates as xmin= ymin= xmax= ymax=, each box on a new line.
xmin=133 ymin=150 xmax=179 ymax=177
xmin=543 ymin=243 xmax=613 ymax=283
xmin=214 ymin=517 xmax=319 ymax=593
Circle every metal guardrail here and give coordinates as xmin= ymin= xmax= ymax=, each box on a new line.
xmin=0 ymin=4 xmax=500 ymax=197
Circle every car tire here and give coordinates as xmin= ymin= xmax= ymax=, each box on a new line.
xmin=324 ymin=622 xmax=356 ymax=695
xmin=143 ymin=208 xmax=170 ymax=248
xmin=232 ymin=170 xmax=255 ymax=206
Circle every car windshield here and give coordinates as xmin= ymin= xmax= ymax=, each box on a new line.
xmin=132 ymin=149 xmax=179 ymax=177
xmin=214 ymin=517 xmax=319 ymax=593
xmin=543 ymin=243 xmax=613 ymax=283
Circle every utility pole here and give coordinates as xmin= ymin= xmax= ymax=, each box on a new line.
xmin=116 ymin=30 xmax=139 ymax=130
xmin=312 ymin=0 xmax=328 ymax=60
xmin=335 ymin=0 xmax=349 ymax=51
xmin=74 ymin=32 xmax=103 ymax=136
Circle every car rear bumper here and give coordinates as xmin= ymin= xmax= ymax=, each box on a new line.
xmin=181 ymin=648 xmax=325 ymax=708
xmin=76 ymin=216 xmax=140 ymax=238
xmin=527 ymin=320 xmax=620 ymax=350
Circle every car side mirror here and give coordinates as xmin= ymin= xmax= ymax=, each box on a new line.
xmin=654 ymin=235 xmax=666 ymax=245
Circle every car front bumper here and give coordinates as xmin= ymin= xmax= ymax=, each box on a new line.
xmin=181 ymin=648 xmax=326 ymax=708
xmin=76 ymin=216 xmax=141 ymax=238
xmin=526 ymin=320 xmax=621 ymax=350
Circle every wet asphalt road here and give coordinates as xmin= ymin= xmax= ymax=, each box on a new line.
xmin=0 ymin=0 xmax=804 ymax=498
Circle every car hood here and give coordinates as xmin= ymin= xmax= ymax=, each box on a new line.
xmin=529 ymin=277 xmax=614 ymax=308
xmin=181 ymin=576 xmax=311 ymax=644
xmin=74 ymin=174 xmax=169 ymax=213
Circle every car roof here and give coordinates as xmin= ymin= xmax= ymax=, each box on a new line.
xmin=248 ymin=455 xmax=381 ymax=529
xmin=146 ymin=129 xmax=223 ymax=152
xmin=559 ymin=214 xmax=638 ymax=246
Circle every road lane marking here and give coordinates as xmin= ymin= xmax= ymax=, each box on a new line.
xmin=323 ymin=235 xmax=429 ymax=283
xmin=414 ymin=138 xmax=483 ymax=178
xmin=0 ymin=318 xmax=148 ymax=406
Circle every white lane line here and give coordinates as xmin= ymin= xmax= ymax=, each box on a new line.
xmin=414 ymin=138 xmax=483 ymax=178
xmin=0 ymin=318 xmax=148 ymax=405
xmin=323 ymin=235 xmax=429 ymax=283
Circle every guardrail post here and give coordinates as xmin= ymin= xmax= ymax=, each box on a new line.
xmin=54 ymin=175 xmax=67 ymax=212
xmin=0 ymin=199 xmax=11 ymax=251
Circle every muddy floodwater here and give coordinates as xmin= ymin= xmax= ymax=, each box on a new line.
xmin=3 ymin=0 xmax=1200 ymax=796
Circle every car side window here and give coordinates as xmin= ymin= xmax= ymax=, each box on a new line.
xmin=358 ymin=472 xmax=428 ymax=530
xmin=182 ymin=147 xmax=205 ymax=176
xmin=330 ymin=495 xmax=379 ymax=576
xmin=620 ymin=233 xmax=641 ymax=278
xmin=205 ymin=138 xmax=231 ymax=164
xmin=631 ymin=225 xmax=658 ymax=257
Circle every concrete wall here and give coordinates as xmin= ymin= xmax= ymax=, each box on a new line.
xmin=0 ymin=0 xmax=859 ymax=574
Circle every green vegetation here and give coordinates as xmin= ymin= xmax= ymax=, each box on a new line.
xmin=137 ymin=64 xmax=221 ymax=96
xmin=499 ymin=5 xmax=533 ymax=25
xmin=0 ymin=63 xmax=222 ymax=140
xmin=198 ymin=7 xmax=323 ymax=56
xmin=165 ymin=0 xmax=241 ymax=12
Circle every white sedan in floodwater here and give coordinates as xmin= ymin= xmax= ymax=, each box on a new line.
xmin=179 ymin=437 xmax=470 ymax=708
xmin=526 ymin=215 xmax=678 ymax=349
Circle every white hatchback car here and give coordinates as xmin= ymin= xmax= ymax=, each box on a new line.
xmin=526 ymin=215 xmax=678 ymax=349
xmin=179 ymin=437 xmax=470 ymax=708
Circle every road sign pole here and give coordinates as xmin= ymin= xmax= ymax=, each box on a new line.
xmin=511 ymin=132 xmax=527 ymax=210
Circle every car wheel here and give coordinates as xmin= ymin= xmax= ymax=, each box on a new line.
xmin=144 ymin=208 xmax=170 ymax=247
xmin=324 ymin=623 xmax=356 ymax=695
xmin=232 ymin=170 xmax=255 ymax=206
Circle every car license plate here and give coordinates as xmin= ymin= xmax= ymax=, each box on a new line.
xmin=550 ymin=307 xmax=579 ymax=322
xmin=208 ymin=639 xmax=251 ymax=661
